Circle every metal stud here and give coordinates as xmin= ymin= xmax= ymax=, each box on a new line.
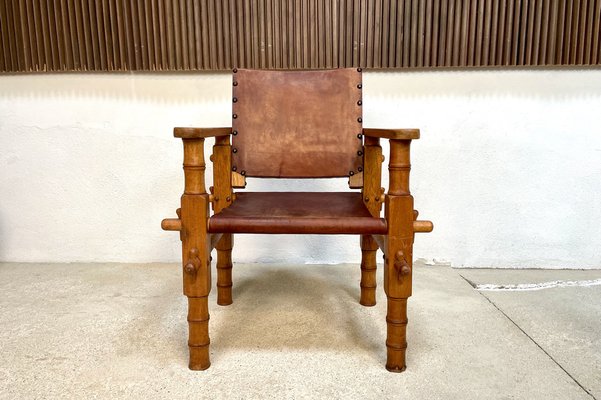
xmin=357 ymin=150 xmax=363 ymax=156
xmin=233 ymin=68 xmax=238 ymax=73
xmin=241 ymin=170 xmax=246 ymax=176
xmin=232 ymin=130 xmax=238 ymax=135
xmin=233 ymin=97 xmax=238 ymax=103
xmin=357 ymin=133 xmax=363 ymax=139
xmin=233 ymin=114 xmax=238 ymax=119
xmin=233 ymin=81 xmax=238 ymax=86
xmin=357 ymin=84 xmax=362 ymax=89
xmin=349 ymin=171 xmax=355 ymax=176
xmin=232 ymin=166 xmax=237 ymax=171
xmin=357 ymin=100 xmax=362 ymax=106
xmin=232 ymin=148 xmax=238 ymax=153
xmin=357 ymin=117 xmax=362 ymax=123
xmin=358 ymin=166 xmax=363 ymax=172
xmin=357 ymin=68 xmax=362 ymax=72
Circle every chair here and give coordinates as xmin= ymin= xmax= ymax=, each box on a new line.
xmin=161 ymin=68 xmax=432 ymax=372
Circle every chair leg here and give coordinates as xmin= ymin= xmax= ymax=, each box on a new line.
xmin=385 ymin=295 xmax=409 ymax=372
xmin=216 ymin=234 xmax=234 ymax=306
xmin=187 ymin=294 xmax=211 ymax=370
xmin=360 ymin=235 xmax=378 ymax=306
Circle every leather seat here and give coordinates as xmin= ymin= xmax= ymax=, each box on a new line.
xmin=208 ymin=192 xmax=387 ymax=234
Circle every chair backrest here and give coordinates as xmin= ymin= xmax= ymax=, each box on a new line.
xmin=232 ymin=68 xmax=363 ymax=178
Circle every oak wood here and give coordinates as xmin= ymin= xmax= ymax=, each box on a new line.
xmin=359 ymin=135 xmax=384 ymax=305
xmin=212 ymin=135 xmax=235 ymax=306
xmin=363 ymin=128 xmax=421 ymax=140
xmin=174 ymin=127 xmax=232 ymax=139
xmin=360 ymin=235 xmax=379 ymax=306
xmin=161 ymin=218 xmax=181 ymax=231
xmin=180 ymin=138 xmax=212 ymax=370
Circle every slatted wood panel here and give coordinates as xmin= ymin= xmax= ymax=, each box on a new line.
xmin=1 ymin=0 xmax=600 ymax=72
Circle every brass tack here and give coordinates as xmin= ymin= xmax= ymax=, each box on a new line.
xmin=233 ymin=68 xmax=238 ymax=73
xmin=357 ymin=117 xmax=362 ymax=123
xmin=357 ymin=166 xmax=363 ymax=172
xmin=357 ymin=84 xmax=362 ymax=89
xmin=241 ymin=170 xmax=246 ymax=176
xmin=226 ymin=196 xmax=231 ymax=202
xmin=357 ymin=150 xmax=363 ymax=156
xmin=232 ymin=130 xmax=238 ymax=135
xmin=233 ymin=81 xmax=238 ymax=86
xmin=349 ymin=171 xmax=354 ymax=176
xmin=232 ymin=166 xmax=237 ymax=171
xmin=233 ymin=97 xmax=238 ymax=103
xmin=365 ymin=197 xmax=370 ymax=202
xmin=233 ymin=113 xmax=238 ymax=119
xmin=357 ymin=68 xmax=362 ymax=72
xmin=357 ymin=100 xmax=362 ymax=106
xmin=232 ymin=148 xmax=238 ymax=153
xmin=357 ymin=133 xmax=363 ymax=139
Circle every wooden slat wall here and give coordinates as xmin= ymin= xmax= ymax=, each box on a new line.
xmin=1 ymin=0 xmax=600 ymax=72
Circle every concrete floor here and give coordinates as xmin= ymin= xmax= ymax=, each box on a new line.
xmin=0 ymin=262 xmax=599 ymax=400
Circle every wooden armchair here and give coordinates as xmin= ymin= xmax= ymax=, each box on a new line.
xmin=161 ymin=68 xmax=432 ymax=372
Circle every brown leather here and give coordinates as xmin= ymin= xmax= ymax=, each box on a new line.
xmin=208 ymin=192 xmax=387 ymax=234
xmin=232 ymin=69 xmax=363 ymax=178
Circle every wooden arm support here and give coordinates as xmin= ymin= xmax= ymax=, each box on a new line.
xmin=174 ymin=127 xmax=232 ymax=139
xmin=363 ymin=128 xmax=420 ymax=140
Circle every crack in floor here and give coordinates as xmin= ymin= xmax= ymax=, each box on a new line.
xmin=473 ymin=278 xmax=601 ymax=292
xmin=459 ymin=273 xmax=597 ymax=400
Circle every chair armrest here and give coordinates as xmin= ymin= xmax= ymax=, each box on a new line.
xmin=363 ymin=128 xmax=420 ymax=140
xmin=174 ymin=127 xmax=232 ymax=139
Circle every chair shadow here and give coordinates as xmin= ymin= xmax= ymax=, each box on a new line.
xmin=208 ymin=265 xmax=385 ymax=364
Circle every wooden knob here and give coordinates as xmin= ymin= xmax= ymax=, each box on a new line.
xmin=185 ymin=248 xmax=200 ymax=275
xmin=393 ymin=250 xmax=411 ymax=279
xmin=161 ymin=218 xmax=182 ymax=231
xmin=184 ymin=263 xmax=197 ymax=275
xmin=413 ymin=220 xmax=433 ymax=233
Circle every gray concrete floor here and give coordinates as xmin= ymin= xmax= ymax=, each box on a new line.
xmin=0 ymin=262 xmax=599 ymax=400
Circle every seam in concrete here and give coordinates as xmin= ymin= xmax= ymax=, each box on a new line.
xmin=474 ymin=278 xmax=601 ymax=292
xmin=459 ymin=274 xmax=597 ymax=400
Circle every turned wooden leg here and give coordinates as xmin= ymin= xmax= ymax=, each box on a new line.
xmin=385 ymin=295 xmax=409 ymax=372
xmin=216 ymin=234 xmax=233 ymax=306
xmin=187 ymin=295 xmax=210 ymax=370
xmin=180 ymin=137 xmax=212 ymax=370
xmin=384 ymin=138 xmax=415 ymax=372
xmin=360 ymin=235 xmax=379 ymax=306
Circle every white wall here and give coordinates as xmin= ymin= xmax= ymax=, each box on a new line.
xmin=1 ymin=69 xmax=600 ymax=268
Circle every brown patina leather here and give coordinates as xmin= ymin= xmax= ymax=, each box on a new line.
xmin=208 ymin=192 xmax=387 ymax=234
xmin=232 ymin=68 xmax=363 ymax=178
